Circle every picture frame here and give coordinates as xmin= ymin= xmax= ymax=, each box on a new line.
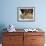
xmin=17 ymin=7 xmax=35 ymax=22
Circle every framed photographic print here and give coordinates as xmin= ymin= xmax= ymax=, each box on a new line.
xmin=17 ymin=7 xmax=35 ymax=22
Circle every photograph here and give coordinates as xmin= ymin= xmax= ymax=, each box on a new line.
xmin=17 ymin=7 xmax=35 ymax=22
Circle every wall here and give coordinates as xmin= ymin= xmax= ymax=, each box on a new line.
xmin=0 ymin=0 xmax=46 ymax=30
